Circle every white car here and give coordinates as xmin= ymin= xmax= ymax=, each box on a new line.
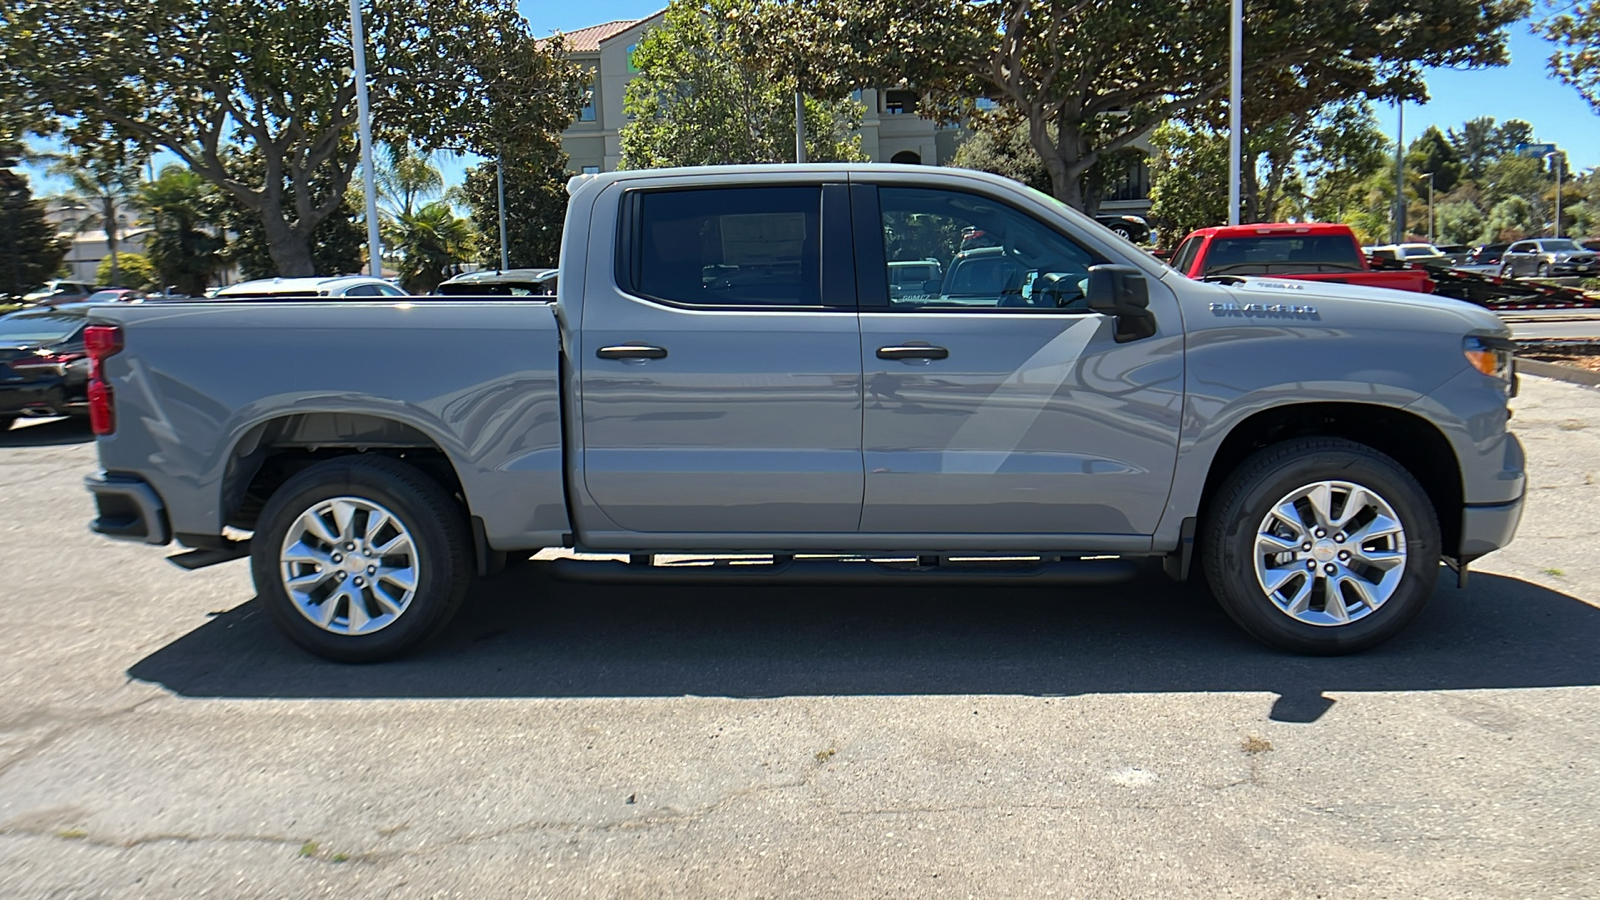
xmin=211 ymin=275 xmax=408 ymax=300
xmin=1366 ymin=243 xmax=1452 ymax=267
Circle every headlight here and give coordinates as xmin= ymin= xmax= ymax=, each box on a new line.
xmin=1464 ymin=335 xmax=1516 ymax=395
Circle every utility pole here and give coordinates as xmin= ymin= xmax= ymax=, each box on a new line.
xmin=795 ymin=90 xmax=807 ymax=164
xmin=350 ymin=0 xmax=382 ymax=278
xmin=1227 ymin=0 xmax=1242 ymax=226
xmin=496 ymin=154 xmax=509 ymax=271
xmin=1392 ymin=100 xmax=1405 ymax=244
xmin=1547 ymin=151 xmax=1563 ymax=238
xmin=1426 ymin=172 xmax=1435 ymax=244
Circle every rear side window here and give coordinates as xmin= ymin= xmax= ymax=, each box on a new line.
xmin=627 ymin=187 xmax=821 ymax=307
xmin=1202 ymin=235 xmax=1363 ymax=275
xmin=1169 ymin=236 xmax=1201 ymax=274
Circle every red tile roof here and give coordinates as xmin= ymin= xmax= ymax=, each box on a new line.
xmin=551 ymin=19 xmax=643 ymax=52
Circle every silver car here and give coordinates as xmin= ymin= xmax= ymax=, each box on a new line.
xmin=1497 ymin=238 xmax=1599 ymax=279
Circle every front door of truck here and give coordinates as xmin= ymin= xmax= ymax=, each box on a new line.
xmin=853 ymin=182 xmax=1184 ymax=538
xmin=577 ymin=181 xmax=864 ymax=536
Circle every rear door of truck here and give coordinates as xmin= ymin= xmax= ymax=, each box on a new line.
xmin=576 ymin=177 xmax=864 ymax=535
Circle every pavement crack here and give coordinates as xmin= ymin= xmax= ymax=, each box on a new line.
xmin=0 ymin=697 xmax=164 ymax=782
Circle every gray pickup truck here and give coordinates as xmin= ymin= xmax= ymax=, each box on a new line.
xmin=82 ymin=164 xmax=1524 ymax=661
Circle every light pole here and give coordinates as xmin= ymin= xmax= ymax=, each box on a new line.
xmin=1547 ymin=151 xmax=1563 ymax=238
xmin=1227 ymin=0 xmax=1242 ymax=225
xmin=349 ymin=0 xmax=382 ymax=278
xmin=1392 ymin=100 xmax=1405 ymax=244
xmin=1426 ymin=172 xmax=1434 ymax=244
xmin=496 ymin=154 xmax=509 ymax=271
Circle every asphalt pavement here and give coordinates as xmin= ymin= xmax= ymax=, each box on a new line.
xmin=1 ymin=377 xmax=1598 ymax=898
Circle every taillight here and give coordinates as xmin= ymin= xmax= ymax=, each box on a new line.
xmin=84 ymin=325 xmax=123 ymax=436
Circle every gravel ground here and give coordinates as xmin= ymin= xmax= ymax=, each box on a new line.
xmin=0 ymin=375 xmax=1597 ymax=898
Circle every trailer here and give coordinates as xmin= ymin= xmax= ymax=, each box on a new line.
xmin=1367 ymin=254 xmax=1600 ymax=310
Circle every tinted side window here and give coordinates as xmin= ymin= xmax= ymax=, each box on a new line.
xmin=342 ymin=284 xmax=380 ymax=297
xmin=631 ymin=187 xmax=821 ymax=307
xmin=877 ymin=186 xmax=1098 ymax=312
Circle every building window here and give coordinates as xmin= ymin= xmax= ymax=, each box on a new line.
xmin=884 ymin=90 xmax=918 ymax=115
xmin=1099 ymin=157 xmax=1152 ymax=203
xmin=579 ymin=90 xmax=596 ymax=122
xmin=582 ymin=166 xmax=601 ymax=175
xmin=626 ymin=44 xmax=640 ymax=73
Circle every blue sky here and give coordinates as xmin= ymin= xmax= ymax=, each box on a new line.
xmin=22 ymin=4 xmax=1599 ymax=193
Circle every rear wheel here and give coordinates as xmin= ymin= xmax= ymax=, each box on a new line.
xmin=1201 ymin=438 xmax=1440 ymax=655
xmin=251 ymin=455 xmax=473 ymax=662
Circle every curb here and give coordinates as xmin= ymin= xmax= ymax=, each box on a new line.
xmin=1517 ymin=358 xmax=1600 ymax=388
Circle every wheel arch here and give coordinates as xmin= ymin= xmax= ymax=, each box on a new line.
xmin=220 ymin=411 xmax=469 ymax=533
xmin=1195 ymin=402 xmax=1463 ymax=558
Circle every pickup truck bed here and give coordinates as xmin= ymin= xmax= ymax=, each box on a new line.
xmin=84 ymin=164 xmax=1525 ymax=662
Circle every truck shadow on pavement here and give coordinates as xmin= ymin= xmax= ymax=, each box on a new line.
xmin=127 ymin=565 xmax=1600 ymax=723
xmin=0 ymin=417 xmax=92 ymax=447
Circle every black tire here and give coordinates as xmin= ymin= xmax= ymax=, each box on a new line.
xmin=1497 ymin=263 xmax=1513 ymax=279
xmin=251 ymin=455 xmax=473 ymax=662
xmin=1200 ymin=437 xmax=1440 ymax=655
xmin=1538 ymin=262 xmax=1551 ymax=278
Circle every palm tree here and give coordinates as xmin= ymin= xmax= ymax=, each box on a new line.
xmin=49 ymin=149 xmax=145 ymax=287
xmin=377 ymin=145 xmax=445 ymax=222
xmin=386 ymin=201 xmax=475 ymax=293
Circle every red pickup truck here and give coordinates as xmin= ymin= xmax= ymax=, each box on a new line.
xmin=1166 ymin=223 xmax=1435 ymax=293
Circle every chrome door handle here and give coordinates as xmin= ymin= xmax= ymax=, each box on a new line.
xmin=877 ymin=344 xmax=949 ymax=361
xmin=597 ymin=344 xmax=668 ymax=360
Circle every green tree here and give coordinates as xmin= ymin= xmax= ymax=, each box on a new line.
xmin=1406 ymin=126 xmax=1464 ymax=195
xmin=1433 ymin=200 xmax=1487 ymax=245
xmin=2 ymin=0 xmax=582 ymax=276
xmin=385 ymin=201 xmax=474 ymax=293
xmin=96 ymin=252 xmax=155 ymax=290
xmin=1447 ymin=117 xmax=1534 ymax=181
xmin=951 ymin=114 xmax=1051 ymax=193
xmin=0 ymin=144 xmax=66 ymax=297
xmin=748 ymin=0 xmax=1528 ymax=210
xmin=47 ymin=147 xmax=145 ymax=287
xmin=1147 ymin=123 xmax=1230 ymax=238
xmin=460 ymin=157 xmax=570 ymax=269
xmin=621 ymin=0 xmax=867 ymax=167
xmin=1542 ymin=1 xmax=1600 ymax=112
xmin=225 ymin=195 xmax=364 ymax=281
xmin=377 ymin=146 xmax=446 ymax=221
xmin=1485 ymin=195 xmax=1536 ymax=242
xmin=140 ymin=165 xmax=224 ymax=295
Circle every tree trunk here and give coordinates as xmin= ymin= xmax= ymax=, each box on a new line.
xmin=103 ymin=196 xmax=120 ymax=287
xmin=259 ymin=207 xmax=317 ymax=277
xmin=1029 ymin=108 xmax=1094 ymax=211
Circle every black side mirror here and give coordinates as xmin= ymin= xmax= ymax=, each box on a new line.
xmin=1085 ymin=264 xmax=1156 ymax=342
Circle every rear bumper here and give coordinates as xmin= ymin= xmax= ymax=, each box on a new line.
xmin=1460 ymin=495 xmax=1524 ymax=563
xmin=0 ymin=381 xmax=84 ymax=417
xmin=85 ymin=473 xmax=171 ymax=545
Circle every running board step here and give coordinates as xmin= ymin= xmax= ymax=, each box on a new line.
xmin=548 ymin=557 xmax=1137 ymax=586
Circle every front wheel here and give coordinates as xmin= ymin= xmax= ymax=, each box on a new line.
xmin=251 ymin=455 xmax=473 ymax=662
xmin=1201 ymin=438 xmax=1440 ymax=655
xmin=1537 ymin=262 xmax=1551 ymax=278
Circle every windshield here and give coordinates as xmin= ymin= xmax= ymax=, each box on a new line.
xmin=0 ymin=311 xmax=85 ymax=344
xmin=1542 ymin=240 xmax=1582 ymax=252
xmin=1401 ymin=246 xmax=1441 ymax=257
xmin=1204 ymin=235 xmax=1364 ymax=275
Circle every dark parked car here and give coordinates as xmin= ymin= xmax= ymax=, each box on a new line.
xmin=1435 ymin=244 xmax=1472 ymax=265
xmin=0 ymin=305 xmax=92 ymax=428
xmin=1497 ymin=238 xmax=1599 ymax=279
xmin=1468 ymin=243 xmax=1510 ymax=267
xmin=1096 ymin=213 xmax=1153 ymax=244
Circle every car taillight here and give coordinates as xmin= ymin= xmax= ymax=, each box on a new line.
xmin=84 ymin=324 xmax=123 ymax=436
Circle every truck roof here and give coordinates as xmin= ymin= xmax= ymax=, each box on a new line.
xmin=1185 ymin=223 xmax=1357 ymax=239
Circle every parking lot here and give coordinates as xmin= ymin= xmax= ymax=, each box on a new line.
xmin=0 ymin=375 xmax=1597 ymax=898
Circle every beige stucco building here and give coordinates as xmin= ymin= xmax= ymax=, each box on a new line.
xmin=553 ymin=12 xmax=1150 ymax=215
xmin=555 ymin=12 xmax=962 ymax=174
